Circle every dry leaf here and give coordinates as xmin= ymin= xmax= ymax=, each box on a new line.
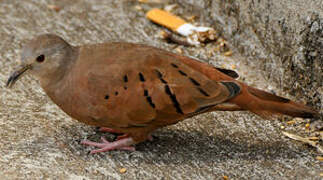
xmin=308 ymin=137 xmax=319 ymax=141
xmin=282 ymin=131 xmax=323 ymax=153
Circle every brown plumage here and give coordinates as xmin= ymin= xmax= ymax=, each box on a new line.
xmin=7 ymin=34 xmax=318 ymax=153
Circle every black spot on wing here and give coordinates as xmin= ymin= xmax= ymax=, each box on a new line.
xmin=146 ymin=96 xmax=156 ymax=109
xmin=144 ymin=89 xmax=148 ymax=96
xmin=171 ymin=63 xmax=179 ymax=68
xmin=189 ymin=77 xmax=200 ymax=86
xmin=155 ymin=69 xmax=184 ymax=115
xmin=178 ymin=70 xmax=187 ymax=76
xmin=197 ymin=88 xmax=210 ymax=97
xmin=155 ymin=70 xmax=167 ymax=84
xmin=143 ymin=89 xmax=155 ymax=109
xmin=164 ymin=85 xmax=184 ymax=114
xmin=123 ymin=75 xmax=128 ymax=82
xmin=176 ymin=68 xmax=211 ymax=97
xmin=139 ymin=72 xmax=145 ymax=82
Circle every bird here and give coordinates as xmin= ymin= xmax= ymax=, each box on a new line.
xmin=6 ymin=34 xmax=318 ymax=154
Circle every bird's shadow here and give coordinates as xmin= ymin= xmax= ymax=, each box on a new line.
xmin=53 ymin=124 xmax=311 ymax=165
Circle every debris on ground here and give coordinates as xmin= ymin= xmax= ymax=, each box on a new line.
xmin=282 ymin=131 xmax=323 ymax=154
xmin=138 ymin=0 xmax=164 ymax=3
xmin=174 ymin=47 xmax=183 ymax=54
xmin=185 ymin=15 xmax=197 ymax=22
xmin=305 ymin=123 xmax=310 ymax=129
xmin=287 ymin=120 xmax=296 ymax=125
xmin=224 ymin=50 xmax=233 ymax=57
xmin=159 ymin=30 xmax=195 ymax=46
xmin=316 ymin=156 xmax=323 ymax=161
xmin=146 ymin=8 xmax=217 ymax=46
xmin=47 ymin=4 xmax=61 ymax=12
xmin=134 ymin=5 xmax=143 ymax=11
xmin=119 ymin=168 xmax=127 ymax=174
xmin=164 ymin=4 xmax=178 ymax=12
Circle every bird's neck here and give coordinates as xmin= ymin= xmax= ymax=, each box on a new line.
xmin=40 ymin=46 xmax=79 ymax=109
xmin=40 ymin=61 xmax=77 ymax=118
xmin=40 ymin=46 xmax=79 ymax=88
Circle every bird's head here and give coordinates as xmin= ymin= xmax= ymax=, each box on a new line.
xmin=6 ymin=34 xmax=74 ymax=88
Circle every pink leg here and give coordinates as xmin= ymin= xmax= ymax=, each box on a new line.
xmin=147 ymin=135 xmax=154 ymax=141
xmin=116 ymin=134 xmax=129 ymax=141
xmin=116 ymin=134 xmax=153 ymax=141
xmin=81 ymin=136 xmax=136 ymax=154
xmin=99 ymin=127 xmax=154 ymax=141
xmin=99 ymin=127 xmax=123 ymax=134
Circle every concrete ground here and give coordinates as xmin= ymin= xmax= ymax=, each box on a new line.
xmin=0 ymin=0 xmax=321 ymax=179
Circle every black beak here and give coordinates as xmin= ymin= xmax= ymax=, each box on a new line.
xmin=6 ymin=64 xmax=31 ymax=88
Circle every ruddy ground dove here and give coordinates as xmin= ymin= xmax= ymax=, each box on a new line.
xmin=7 ymin=34 xmax=318 ymax=154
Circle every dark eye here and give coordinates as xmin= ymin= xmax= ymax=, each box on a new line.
xmin=36 ymin=55 xmax=45 ymax=63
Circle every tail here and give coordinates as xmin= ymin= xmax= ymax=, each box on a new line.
xmin=226 ymin=82 xmax=319 ymax=118
xmin=173 ymin=55 xmax=318 ymax=118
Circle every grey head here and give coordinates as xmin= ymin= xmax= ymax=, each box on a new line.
xmin=6 ymin=34 xmax=75 ymax=88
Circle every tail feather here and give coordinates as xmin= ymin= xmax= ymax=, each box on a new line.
xmin=228 ymin=83 xmax=319 ymax=118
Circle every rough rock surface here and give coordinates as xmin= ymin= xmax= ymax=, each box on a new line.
xmin=177 ymin=0 xmax=322 ymax=109
xmin=0 ymin=0 xmax=321 ymax=179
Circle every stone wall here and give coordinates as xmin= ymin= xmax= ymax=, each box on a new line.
xmin=177 ymin=0 xmax=322 ymax=111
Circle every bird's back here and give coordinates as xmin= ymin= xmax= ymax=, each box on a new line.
xmin=56 ymin=42 xmax=236 ymax=134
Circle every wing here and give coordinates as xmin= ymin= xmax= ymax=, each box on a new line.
xmin=77 ymin=43 xmax=238 ymax=128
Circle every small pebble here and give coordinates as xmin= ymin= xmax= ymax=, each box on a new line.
xmin=316 ymin=156 xmax=323 ymax=161
xmin=187 ymin=15 xmax=196 ymax=22
xmin=175 ymin=47 xmax=183 ymax=54
xmin=224 ymin=51 xmax=233 ymax=56
xmin=293 ymin=117 xmax=304 ymax=122
xmin=214 ymin=46 xmax=221 ymax=52
xmin=134 ymin=5 xmax=143 ymax=11
xmin=164 ymin=4 xmax=178 ymax=12
xmin=286 ymin=120 xmax=296 ymax=125
xmin=47 ymin=4 xmax=61 ymax=12
xmin=119 ymin=168 xmax=127 ymax=174
xmin=305 ymin=123 xmax=310 ymax=129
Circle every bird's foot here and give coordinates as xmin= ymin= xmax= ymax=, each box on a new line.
xmin=81 ymin=136 xmax=136 ymax=154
